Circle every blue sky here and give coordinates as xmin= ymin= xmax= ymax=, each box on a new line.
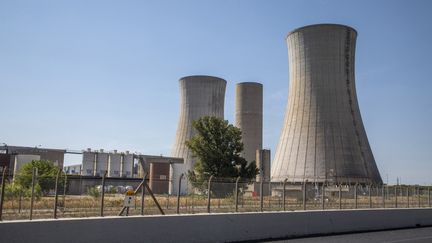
xmin=1 ymin=0 xmax=431 ymax=184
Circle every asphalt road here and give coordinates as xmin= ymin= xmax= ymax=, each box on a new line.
xmin=265 ymin=227 xmax=432 ymax=243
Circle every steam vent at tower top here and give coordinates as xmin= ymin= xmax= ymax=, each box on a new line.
xmin=271 ymin=24 xmax=382 ymax=184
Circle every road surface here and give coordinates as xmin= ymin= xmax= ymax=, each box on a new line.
xmin=265 ymin=226 xmax=432 ymax=243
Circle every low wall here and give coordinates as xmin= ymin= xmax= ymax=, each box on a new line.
xmin=1 ymin=208 xmax=432 ymax=243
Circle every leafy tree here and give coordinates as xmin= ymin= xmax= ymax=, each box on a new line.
xmin=186 ymin=116 xmax=258 ymax=192
xmin=15 ymin=160 xmax=61 ymax=195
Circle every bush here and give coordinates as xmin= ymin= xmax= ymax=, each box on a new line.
xmin=4 ymin=183 xmax=42 ymax=200
xmin=87 ymin=186 xmax=100 ymax=198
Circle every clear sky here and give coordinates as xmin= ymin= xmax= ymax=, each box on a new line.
xmin=1 ymin=0 xmax=431 ymax=185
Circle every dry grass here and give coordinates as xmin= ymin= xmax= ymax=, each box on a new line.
xmin=1 ymin=194 xmax=430 ymax=221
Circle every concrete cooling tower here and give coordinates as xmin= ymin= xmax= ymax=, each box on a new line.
xmin=271 ymin=24 xmax=382 ymax=184
xmin=170 ymin=75 xmax=226 ymax=194
xmin=235 ymin=82 xmax=263 ymax=163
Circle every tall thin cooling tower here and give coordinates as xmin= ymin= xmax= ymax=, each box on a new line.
xmin=170 ymin=75 xmax=226 ymax=194
xmin=235 ymin=82 xmax=263 ymax=163
xmin=271 ymin=24 xmax=382 ymax=184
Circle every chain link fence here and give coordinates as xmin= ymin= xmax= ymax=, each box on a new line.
xmin=1 ymin=169 xmax=431 ymax=221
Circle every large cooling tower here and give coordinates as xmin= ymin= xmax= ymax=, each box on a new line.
xmin=235 ymin=82 xmax=263 ymax=163
xmin=271 ymin=24 xmax=382 ymax=184
xmin=170 ymin=75 xmax=226 ymax=194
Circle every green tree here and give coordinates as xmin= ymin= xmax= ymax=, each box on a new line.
xmin=15 ymin=160 xmax=60 ymax=195
xmin=186 ymin=116 xmax=258 ymax=192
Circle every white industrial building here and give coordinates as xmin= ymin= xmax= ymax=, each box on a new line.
xmin=81 ymin=149 xmax=135 ymax=178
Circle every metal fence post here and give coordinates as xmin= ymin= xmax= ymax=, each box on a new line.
xmin=368 ymin=184 xmax=372 ymax=209
xmin=268 ymin=181 xmax=272 ymax=209
xmin=260 ymin=178 xmax=264 ymax=212
xmin=382 ymin=185 xmax=385 ymax=208
xmin=62 ymin=173 xmax=67 ymax=208
xmin=191 ymin=192 xmax=195 ymax=213
xmin=418 ymin=187 xmax=421 ymax=208
xmin=322 ymin=183 xmax=326 ymax=210
xmin=166 ymin=193 xmax=169 ymax=210
xmin=141 ymin=172 xmax=147 ymax=216
xmin=176 ymin=174 xmax=184 ymax=214
xmin=207 ymin=175 xmax=213 ymax=213
xmin=0 ymin=167 xmax=7 ymax=221
xmin=53 ymin=169 xmax=61 ymax=219
xmin=407 ymin=186 xmax=410 ymax=208
xmin=100 ymin=171 xmax=107 ymax=217
xmin=338 ymin=184 xmax=342 ymax=210
xmin=283 ymin=179 xmax=288 ymax=211
xmin=395 ymin=185 xmax=398 ymax=208
xmin=428 ymin=187 xmax=431 ymax=208
xmin=18 ymin=194 xmax=22 ymax=213
xmin=354 ymin=183 xmax=358 ymax=209
xmin=143 ymin=183 xmax=165 ymax=215
xmin=30 ymin=167 xmax=37 ymax=220
xmin=185 ymin=191 xmax=189 ymax=213
xmin=235 ymin=177 xmax=240 ymax=212
xmin=302 ymin=181 xmax=306 ymax=210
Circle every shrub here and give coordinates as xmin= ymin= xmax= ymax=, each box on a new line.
xmin=87 ymin=186 xmax=100 ymax=198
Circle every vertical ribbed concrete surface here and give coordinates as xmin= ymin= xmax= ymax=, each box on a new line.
xmin=256 ymin=149 xmax=270 ymax=182
xmin=170 ymin=76 xmax=226 ymax=194
xmin=235 ymin=82 xmax=263 ymax=163
xmin=271 ymin=24 xmax=382 ymax=184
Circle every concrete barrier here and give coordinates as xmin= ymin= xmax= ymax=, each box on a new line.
xmin=1 ymin=208 xmax=432 ymax=242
